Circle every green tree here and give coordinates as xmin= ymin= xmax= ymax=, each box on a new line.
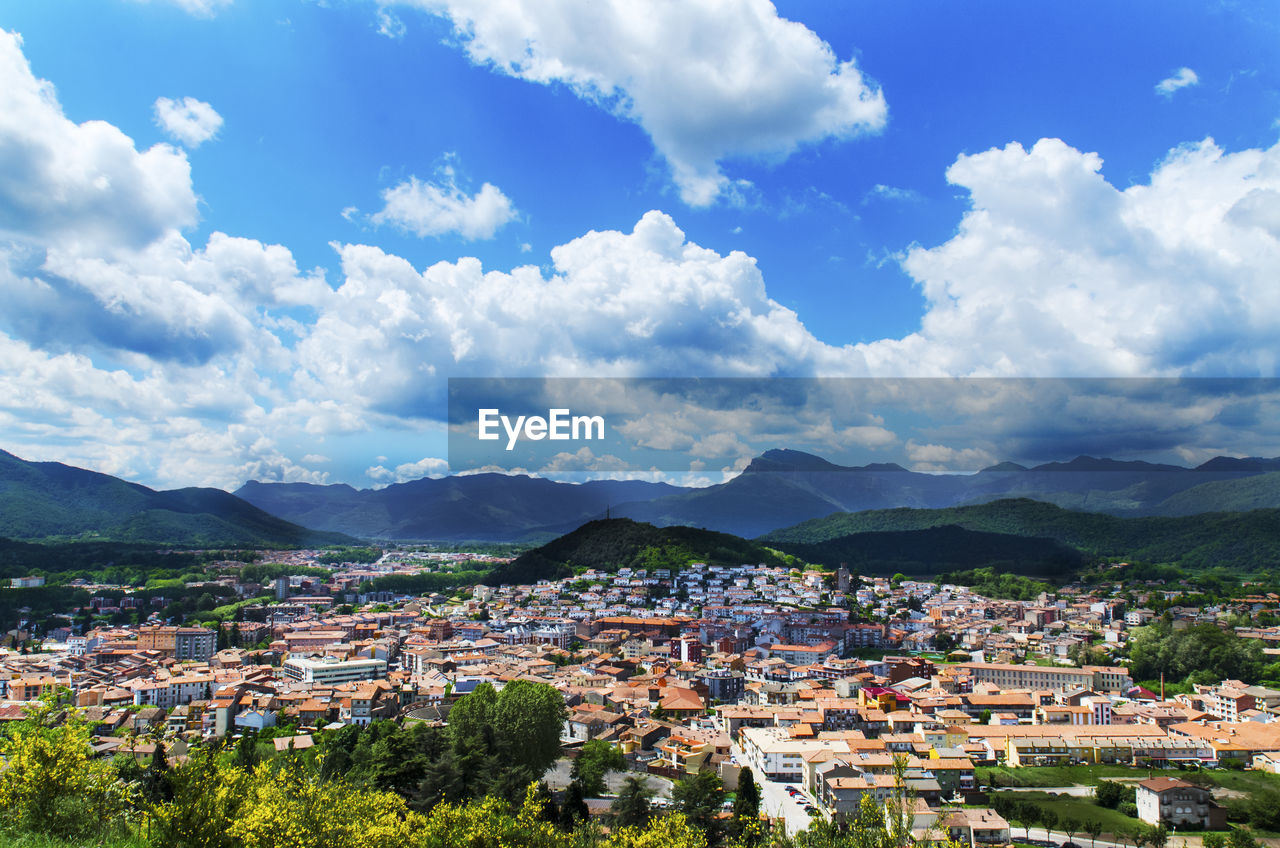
xmin=560 ymin=780 xmax=589 ymax=829
xmin=611 ymin=775 xmax=655 ymax=828
xmin=999 ymin=797 xmax=1035 ymax=841
xmin=1150 ymin=823 xmax=1169 ymax=848
xmin=1085 ymin=819 xmax=1104 ymax=848
xmin=446 ymin=682 xmax=498 ymax=751
xmin=573 ymin=740 xmax=626 ymax=797
xmin=1245 ymin=788 xmax=1280 ymax=830
xmin=1041 ymin=808 xmax=1059 ymax=844
xmin=1061 ymin=817 xmax=1081 ymax=846
xmin=672 ymin=770 xmax=724 ymax=844
xmin=1128 ymin=621 xmax=1265 ymax=685
xmin=491 ymin=679 xmax=567 ymax=778
xmin=1095 ymin=780 xmax=1130 ymax=809
xmin=142 ymin=739 xmax=173 ymax=803
xmin=1203 ymin=834 xmax=1226 ymax=848
xmin=234 ymin=731 xmax=261 ymax=771
xmin=731 ymin=767 xmax=761 ymax=843
xmin=1228 ymin=829 xmax=1260 ymax=848
xmin=1039 ymin=809 xmax=1059 ymax=845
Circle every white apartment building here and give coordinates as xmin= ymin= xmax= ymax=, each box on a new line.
xmin=282 ymin=655 xmax=387 ymax=685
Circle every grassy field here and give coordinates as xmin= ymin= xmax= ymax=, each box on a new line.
xmin=1183 ymin=768 xmax=1280 ymax=796
xmin=980 ymin=763 xmax=1280 ymax=796
xmin=990 ymin=789 xmax=1144 ymax=838
xmin=978 ymin=764 xmax=1155 ymax=787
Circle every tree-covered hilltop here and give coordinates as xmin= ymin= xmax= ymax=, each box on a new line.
xmin=766 ymin=524 xmax=1087 ymax=578
xmin=760 ymin=498 xmax=1280 ymax=573
xmin=483 ymin=518 xmax=789 ymax=585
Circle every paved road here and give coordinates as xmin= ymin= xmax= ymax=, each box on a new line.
xmin=543 ymin=757 xmax=674 ymax=799
xmin=727 ymin=740 xmax=821 ymax=836
xmin=756 ymin=775 xmax=820 ymax=837
xmin=1017 ymin=826 xmax=1158 ymax=848
xmin=999 ymin=785 xmax=1097 ymax=797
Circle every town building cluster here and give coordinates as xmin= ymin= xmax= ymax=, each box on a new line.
xmin=4 ymin=553 xmax=1280 ymax=835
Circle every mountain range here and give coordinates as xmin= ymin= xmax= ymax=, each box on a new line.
xmin=0 ymin=449 xmax=352 ymax=547
xmin=234 ymin=476 xmax=682 ymax=542
xmin=5 ymin=445 xmax=1280 ymax=548
xmin=605 ymin=449 xmax=1280 ymax=538
xmin=234 ymin=447 xmax=1280 ymax=540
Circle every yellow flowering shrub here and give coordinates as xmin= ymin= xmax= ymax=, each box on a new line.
xmin=413 ymin=783 xmax=567 ymax=848
xmin=0 ymin=702 xmax=124 ymax=839
xmin=148 ymin=747 xmax=250 ymax=848
xmin=604 ymin=811 xmax=708 ymax=848
xmin=227 ymin=759 xmax=423 ymax=848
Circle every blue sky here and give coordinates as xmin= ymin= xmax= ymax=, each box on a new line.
xmin=0 ymin=0 xmax=1277 ymax=489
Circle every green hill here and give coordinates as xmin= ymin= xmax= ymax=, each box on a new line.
xmin=1151 ymin=471 xmax=1280 ymax=516
xmin=0 ymin=449 xmax=353 ymax=547
xmin=483 ymin=517 xmax=788 ymax=585
xmin=760 ymin=498 xmax=1280 ymax=572
xmin=769 ymin=524 xmax=1087 ymax=577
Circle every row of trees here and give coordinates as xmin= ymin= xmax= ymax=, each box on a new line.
xmin=991 ymin=791 xmax=1263 ymax=848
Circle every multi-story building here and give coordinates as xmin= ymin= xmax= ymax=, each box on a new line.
xmin=697 ymin=667 xmax=743 ymax=702
xmin=1136 ymin=777 xmax=1225 ymax=829
xmin=282 ymin=655 xmax=387 ymax=685
xmin=1195 ymin=681 xmax=1255 ymax=721
xmin=136 ymin=626 xmax=217 ymax=662
xmin=953 ymin=662 xmax=1131 ymax=693
xmin=670 ymin=635 xmax=703 ymax=663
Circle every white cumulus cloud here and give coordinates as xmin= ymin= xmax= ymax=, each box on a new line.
xmin=298 ymin=209 xmax=860 ymax=420
xmin=905 ymin=440 xmax=997 ymax=473
xmin=153 ymin=96 xmax=224 ymax=147
xmin=858 ymin=136 xmax=1280 ymax=377
xmin=369 ymin=168 xmax=517 ymax=240
xmin=0 ymin=30 xmax=197 ymax=250
xmin=367 ymin=456 xmax=449 ymax=483
xmin=7 ymin=26 xmax=1280 ymax=489
xmin=1156 ymin=67 xmax=1199 ymax=97
xmin=403 ymin=0 xmax=887 ymax=205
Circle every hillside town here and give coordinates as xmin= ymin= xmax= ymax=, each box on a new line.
xmin=6 ymin=552 xmax=1280 ymax=841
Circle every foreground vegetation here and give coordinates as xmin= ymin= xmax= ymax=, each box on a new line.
xmin=0 ymin=691 xmax=954 ymax=848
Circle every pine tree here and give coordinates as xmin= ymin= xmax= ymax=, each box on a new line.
xmin=611 ymin=775 xmax=654 ymax=828
xmin=560 ymin=780 xmax=588 ymax=829
xmin=731 ymin=767 xmax=761 ymax=841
